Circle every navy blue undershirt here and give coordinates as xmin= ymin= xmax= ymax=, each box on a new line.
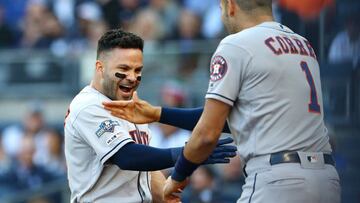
xmin=159 ymin=107 xmax=231 ymax=133
xmin=110 ymin=107 xmax=231 ymax=171
xmin=110 ymin=142 xmax=182 ymax=171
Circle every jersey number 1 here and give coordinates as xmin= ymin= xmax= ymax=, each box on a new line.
xmin=300 ymin=61 xmax=321 ymax=114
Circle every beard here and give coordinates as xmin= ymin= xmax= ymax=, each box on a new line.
xmin=102 ymin=72 xmax=118 ymax=100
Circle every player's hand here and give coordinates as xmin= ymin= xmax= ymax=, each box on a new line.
xmin=103 ymin=91 xmax=161 ymax=124
xmin=203 ymin=137 xmax=237 ymax=164
xmin=163 ymin=176 xmax=189 ymax=203
xmin=170 ymin=137 xmax=236 ymax=165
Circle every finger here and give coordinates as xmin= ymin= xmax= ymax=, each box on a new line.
xmin=164 ymin=194 xmax=181 ymax=203
xmin=206 ymin=158 xmax=230 ymax=164
xmin=105 ymin=107 xmax=125 ymax=116
xmin=110 ymin=110 xmax=129 ymax=119
xmin=103 ymin=106 xmax=119 ymax=112
xmin=213 ymin=145 xmax=237 ymax=153
xmin=132 ymin=91 xmax=139 ymax=102
xmin=210 ymin=151 xmax=237 ymax=159
xmin=103 ymin=100 xmax=132 ymax=107
xmin=217 ymin=137 xmax=234 ymax=146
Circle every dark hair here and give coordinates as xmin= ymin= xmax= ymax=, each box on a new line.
xmin=235 ymin=0 xmax=272 ymax=13
xmin=97 ymin=29 xmax=144 ymax=59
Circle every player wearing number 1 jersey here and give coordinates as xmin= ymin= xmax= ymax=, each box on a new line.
xmin=103 ymin=0 xmax=341 ymax=202
xmin=208 ymin=22 xmax=331 ymax=165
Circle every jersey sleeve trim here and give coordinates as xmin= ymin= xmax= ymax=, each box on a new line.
xmin=205 ymin=93 xmax=234 ymax=106
xmin=100 ymin=137 xmax=134 ymax=164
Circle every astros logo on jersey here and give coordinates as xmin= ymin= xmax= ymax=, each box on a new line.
xmin=210 ymin=55 xmax=227 ymax=81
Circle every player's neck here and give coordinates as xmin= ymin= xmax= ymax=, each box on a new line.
xmin=90 ymin=80 xmax=103 ymax=95
xmin=235 ymin=13 xmax=274 ymax=32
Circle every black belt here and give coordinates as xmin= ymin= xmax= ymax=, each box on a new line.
xmin=243 ymin=152 xmax=335 ymax=177
xmin=270 ymin=151 xmax=335 ymax=166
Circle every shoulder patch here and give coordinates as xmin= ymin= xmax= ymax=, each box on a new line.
xmin=96 ymin=120 xmax=120 ymax=137
xmin=210 ymin=55 xmax=227 ymax=82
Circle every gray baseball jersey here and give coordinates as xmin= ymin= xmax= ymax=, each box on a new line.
xmin=64 ymin=86 xmax=152 ymax=203
xmin=206 ymin=22 xmax=332 ymax=164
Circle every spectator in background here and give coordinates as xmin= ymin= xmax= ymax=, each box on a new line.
xmin=149 ymin=81 xmax=191 ymax=147
xmin=0 ymin=136 xmax=55 ymax=193
xmin=1 ymin=101 xmax=50 ymax=169
xmin=20 ymin=1 xmax=64 ymax=48
xmin=128 ymin=8 xmax=165 ymax=41
xmin=99 ymin=0 xmax=145 ymax=30
xmin=181 ymin=0 xmax=223 ymax=39
xmin=0 ymin=0 xmax=28 ymax=43
xmin=217 ymin=155 xmax=245 ymax=203
xmin=149 ymin=81 xmax=191 ymax=175
xmin=147 ymin=0 xmax=179 ymax=39
xmin=35 ymin=129 xmax=66 ymax=178
xmin=0 ymin=5 xmax=15 ymax=47
xmin=182 ymin=166 xmax=221 ymax=203
xmin=72 ymin=2 xmax=107 ymax=50
xmin=0 ymin=135 xmax=12 ymax=197
xmin=176 ymin=9 xmax=202 ymax=41
xmin=201 ymin=3 xmax=224 ymax=39
xmin=328 ymin=13 xmax=360 ymax=67
xmin=47 ymin=0 xmax=76 ymax=34
xmin=277 ymin=0 xmax=335 ymax=55
xmin=278 ymin=0 xmax=333 ymax=20
xmin=176 ymin=53 xmax=209 ymax=106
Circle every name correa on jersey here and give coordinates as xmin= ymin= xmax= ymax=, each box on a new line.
xmin=96 ymin=120 xmax=120 ymax=137
xmin=210 ymin=55 xmax=227 ymax=81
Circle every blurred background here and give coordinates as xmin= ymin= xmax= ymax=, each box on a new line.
xmin=0 ymin=0 xmax=359 ymax=202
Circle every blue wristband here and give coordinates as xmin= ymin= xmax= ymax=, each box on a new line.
xmin=171 ymin=152 xmax=199 ymax=182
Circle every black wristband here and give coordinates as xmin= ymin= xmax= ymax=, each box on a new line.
xmin=171 ymin=152 xmax=199 ymax=182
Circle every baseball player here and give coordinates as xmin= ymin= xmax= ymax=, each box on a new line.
xmin=103 ymin=0 xmax=341 ymax=203
xmin=64 ymin=29 xmax=237 ymax=203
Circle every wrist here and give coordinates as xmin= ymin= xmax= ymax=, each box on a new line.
xmin=154 ymin=106 xmax=161 ymax=122
xmin=171 ymin=152 xmax=199 ymax=182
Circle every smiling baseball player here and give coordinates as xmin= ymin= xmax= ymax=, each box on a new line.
xmin=64 ymin=29 xmax=237 ymax=203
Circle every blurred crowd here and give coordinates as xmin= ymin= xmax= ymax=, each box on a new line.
xmin=0 ymin=102 xmax=66 ymax=203
xmin=0 ymin=0 xmax=225 ymax=55
xmin=0 ymin=0 xmax=358 ymax=64
xmin=0 ymin=0 xmax=359 ymax=202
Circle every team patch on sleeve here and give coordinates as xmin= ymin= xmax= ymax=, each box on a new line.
xmin=95 ymin=120 xmax=120 ymax=137
xmin=210 ymin=55 xmax=228 ymax=82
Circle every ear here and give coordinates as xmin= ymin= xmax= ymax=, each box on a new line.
xmin=228 ymin=0 xmax=236 ymax=17
xmin=95 ymin=60 xmax=104 ymax=73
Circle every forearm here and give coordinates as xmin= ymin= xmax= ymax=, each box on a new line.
xmin=183 ymin=117 xmax=223 ymax=163
xmin=110 ymin=143 xmax=181 ymax=171
xmin=171 ymin=99 xmax=231 ymax=181
xmin=151 ymin=171 xmax=166 ymax=203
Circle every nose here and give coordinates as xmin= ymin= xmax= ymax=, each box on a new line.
xmin=126 ymin=72 xmax=137 ymax=82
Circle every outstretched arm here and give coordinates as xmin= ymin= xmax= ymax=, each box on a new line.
xmin=109 ymin=137 xmax=236 ymax=171
xmin=103 ymin=92 xmax=231 ymax=133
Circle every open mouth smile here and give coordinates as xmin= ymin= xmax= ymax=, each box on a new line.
xmin=119 ymin=84 xmax=134 ymax=93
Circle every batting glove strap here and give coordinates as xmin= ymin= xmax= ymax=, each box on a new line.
xmin=171 ymin=152 xmax=199 ymax=182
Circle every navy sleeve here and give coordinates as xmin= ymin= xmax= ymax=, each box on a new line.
xmin=109 ymin=142 xmax=182 ymax=171
xmin=159 ymin=107 xmax=231 ymax=133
